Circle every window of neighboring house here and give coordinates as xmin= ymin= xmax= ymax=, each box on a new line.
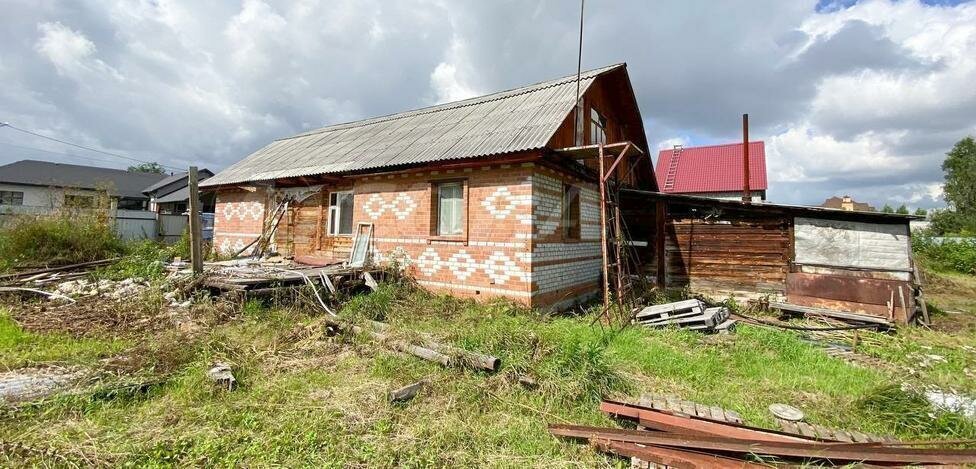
xmin=328 ymin=191 xmax=354 ymax=236
xmin=64 ymin=194 xmax=95 ymax=208
xmin=562 ymin=184 xmax=581 ymax=239
xmin=116 ymin=198 xmax=146 ymax=210
xmin=590 ymin=107 xmax=608 ymax=145
xmin=435 ymin=181 xmax=464 ymax=236
xmin=0 ymin=191 xmax=24 ymax=206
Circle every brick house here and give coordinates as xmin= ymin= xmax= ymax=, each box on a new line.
xmin=201 ymin=63 xmax=655 ymax=309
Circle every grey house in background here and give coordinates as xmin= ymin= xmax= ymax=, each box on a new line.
xmin=0 ymin=160 xmax=168 ymax=213
xmin=142 ymin=169 xmax=215 ymax=214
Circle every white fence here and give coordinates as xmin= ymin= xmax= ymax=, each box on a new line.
xmin=1 ymin=205 xmax=212 ymax=244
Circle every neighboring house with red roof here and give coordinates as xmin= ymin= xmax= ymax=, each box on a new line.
xmin=654 ymin=142 xmax=767 ymax=202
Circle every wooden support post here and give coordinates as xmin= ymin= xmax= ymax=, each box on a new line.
xmin=598 ymin=143 xmax=610 ymax=309
xmin=188 ymin=166 xmax=203 ymax=274
xmin=655 ymin=200 xmax=666 ymax=289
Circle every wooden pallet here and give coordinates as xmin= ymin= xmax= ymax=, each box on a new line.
xmin=775 ymin=418 xmax=895 ymax=443
xmin=636 ymin=393 xmax=743 ymax=425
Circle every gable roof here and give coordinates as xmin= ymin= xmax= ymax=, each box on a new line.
xmin=202 ymin=64 xmax=628 ymax=187
xmin=654 ymin=142 xmax=767 ymax=194
xmin=0 ymin=160 xmax=168 ymax=199
xmin=142 ymin=169 xmax=213 ymax=195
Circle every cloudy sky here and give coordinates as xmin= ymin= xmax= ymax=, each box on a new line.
xmin=2 ymin=0 xmax=974 ymax=208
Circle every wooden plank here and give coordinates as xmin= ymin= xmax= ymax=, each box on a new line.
xmin=770 ymin=301 xmax=891 ymax=325
xmin=795 ymin=422 xmax=819 ymax=439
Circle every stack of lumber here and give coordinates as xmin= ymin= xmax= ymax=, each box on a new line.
xmin=550 ymin=399 xmax=976 ymax=467
xmin=633 ymin=299 xmax=735 ymax=333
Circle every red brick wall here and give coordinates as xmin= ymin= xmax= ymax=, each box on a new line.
xmin=213 ymin=188 xmax=266 ymax=255
xmin=211 ymin=163 xmax=605 ymax=310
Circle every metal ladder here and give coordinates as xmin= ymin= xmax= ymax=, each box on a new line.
xmin=662 ymin=145 xmax=682 ymax=191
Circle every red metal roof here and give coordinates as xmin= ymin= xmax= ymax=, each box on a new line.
xmin=654 ymin=141 xmax=767 ymax=194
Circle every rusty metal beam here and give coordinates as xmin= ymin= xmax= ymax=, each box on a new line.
xmin=601 ymin=401 xmax=812 ymax=443
xmin=602 ymin=142 xmax=631 ymax=182
xmin=549 ymin=424 xmax=976 ymax=465
xmin=591 ymin=439 xmax=768 ymax=469
xmin=598 ymin=143 xmax=610 ymax=310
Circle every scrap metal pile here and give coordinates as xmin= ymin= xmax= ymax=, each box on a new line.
xmin=633 ymin=299 xmax=736 ymax=333
xmin=551 ymin=399 xmax=976 ymax=467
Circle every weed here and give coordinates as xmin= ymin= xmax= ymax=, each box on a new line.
xmin=0 ymin=215 xmax=125 ymax=271
xmin=856 ymin=384 xmax=976 ymax=438
xmin=913 ymin=231 xmax=976 ymax=275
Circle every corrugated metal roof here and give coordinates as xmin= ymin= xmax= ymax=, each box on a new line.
xmin=654 ymin=142 xmax=768 ymax=194
xmin=142 ymin=169 xmax=213 ymax=195
xmin=203 ymin=64 xmax=626 ymax=187
xmin=0 ymin=160 xmax=168 ymax=199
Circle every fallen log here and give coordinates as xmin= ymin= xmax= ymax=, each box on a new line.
xmin=388 ymin=381 xmax=424 ymax=403
xmin=366 ymin=320 xmax=500 ymax=372
xmin=322 ymin=317 xmax=451 ymax=367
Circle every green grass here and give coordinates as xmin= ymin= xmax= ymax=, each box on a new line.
xmin=0 ymin=309 xmax=128 ymax=370
xmin=1 ymin=282 xmax=975 ymax=466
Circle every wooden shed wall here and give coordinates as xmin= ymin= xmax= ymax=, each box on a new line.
xmin=665 ymin=214 xmax=791 ymax=293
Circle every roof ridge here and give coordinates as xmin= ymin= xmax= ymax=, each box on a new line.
xmin=657 ymin=140 xmax=765 ymax=154
xmin=279 ymin=63 xmax=626 ymax=142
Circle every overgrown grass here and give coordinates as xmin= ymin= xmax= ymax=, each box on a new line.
xmin=0 ymin=309 xmax=127 ymax=370
xmin=2 ymin=282 xmax=975 ymax=466
xmin=0 ymin=215 xmax=126 ymax=271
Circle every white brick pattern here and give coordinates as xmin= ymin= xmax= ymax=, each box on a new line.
xmin=533 ymin=257 xmax=602 ymax=294
xmin=363 ymin=193 xmax=418 ymax=220
xmin=220 ymin=201 xmax=263 ymax=221
xmin=447 ymin=250 xmax=478 ymax=281
xmin=483 ymin=251 xmax=529 ymax=285
xmin=531 ymin=173 xmax=562 ymax=236
xmin=481 ymin=186 xmax=531 ymax=220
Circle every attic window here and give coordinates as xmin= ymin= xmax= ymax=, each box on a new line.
xmin=590 ymin=107 xmax=607 ymax=145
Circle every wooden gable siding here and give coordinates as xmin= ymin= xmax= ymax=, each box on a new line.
xmin=547 ymin=69 xmax=653 ymax=188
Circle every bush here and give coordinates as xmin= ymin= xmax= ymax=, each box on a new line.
xmin=0 ymin=215 xmax=126 ymax=271
xmin=913 ymin=231 xmax=976 ymax=275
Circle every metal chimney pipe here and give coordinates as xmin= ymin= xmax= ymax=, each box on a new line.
xmin=742 ymin=113 xmax=751 ymax=203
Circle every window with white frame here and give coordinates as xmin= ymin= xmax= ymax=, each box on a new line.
xmin=590 ymin=107 xmax=607 ymax=145
xmin=0 ymin=191 xmax=24 ymax=206
xmin=328 ymin=191 xmax=354 ymax=235
xmin=435 ymin=181 xmax=464 ymax=236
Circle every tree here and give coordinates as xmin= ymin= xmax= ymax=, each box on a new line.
xmin=896 ymin=204 xmax=909 ymax=214
xmin=943 ymin=136 xmax=976 ymax=213
xmin=914 ymin=207 xmax=928 ymax=217
xmin=881 ymin=204 xmax=894 ymax=213
xmin=933 ymin=136 xmax=976 ymax=234
xmin=128 ymin=162 xmax=165 ymax=174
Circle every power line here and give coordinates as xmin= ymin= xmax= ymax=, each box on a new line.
xmin=0 ymin=122 xmax=182 ymax=171
xmin=573 ymin=0 xmax=585 ymax=145
xmin=0 ymin=141 xmax=135 ymax=167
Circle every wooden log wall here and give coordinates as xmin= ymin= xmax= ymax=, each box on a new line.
xmin=666 ymin=215 xmax=790 ymax=292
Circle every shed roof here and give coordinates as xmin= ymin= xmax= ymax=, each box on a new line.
xmin=0 ymin=160 xmax=168 ymax=199
xmin=655 ymin=142 xmax=767 ymax=194
xmin=202 ymin=64 xmax=627 ymax=187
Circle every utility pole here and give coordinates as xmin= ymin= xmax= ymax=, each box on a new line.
xmin=742 ymin=114 xmax=751 ymax=203
xmin=188 ymin=166 xmax=203 ymax=274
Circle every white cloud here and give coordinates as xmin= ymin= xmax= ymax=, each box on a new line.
xmin=2 ymin=0 xmax=975 ymax=210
